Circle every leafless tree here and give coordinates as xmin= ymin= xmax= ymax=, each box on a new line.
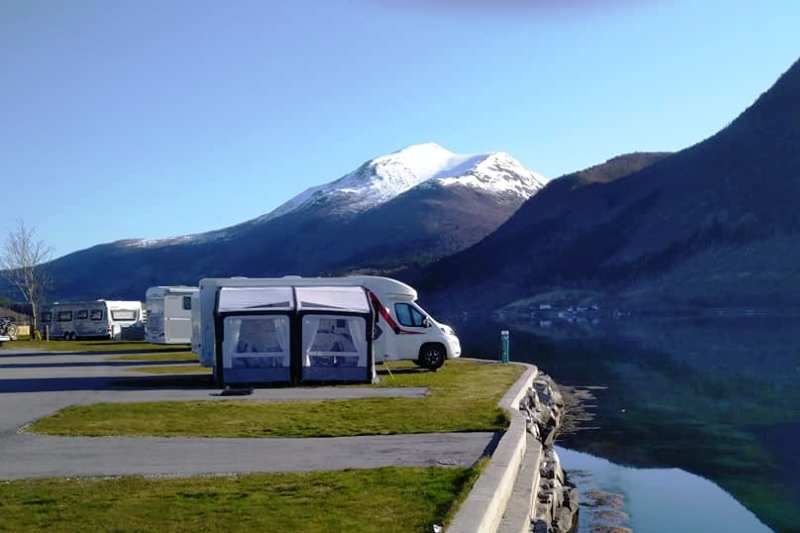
xmin=1 ymin=221 xmax=53 ymax=333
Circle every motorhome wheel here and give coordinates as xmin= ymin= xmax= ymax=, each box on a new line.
xmin=418 ymin=344 xmax=445 ymax=371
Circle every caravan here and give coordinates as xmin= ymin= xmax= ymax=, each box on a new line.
xmin=41 ymin=300 xmax=143 ymax=340
xmin=196 ymin=276 xmax=461 ymax=386
xmin=145 ymin=286 xmax=198 ymax=344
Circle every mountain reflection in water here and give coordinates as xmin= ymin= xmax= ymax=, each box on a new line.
xmin=454 ymin=315 xmax=800 ymax=532
xmin=557 ymin=447 xmax=771 ymax=532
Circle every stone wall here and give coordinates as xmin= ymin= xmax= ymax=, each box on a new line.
xmin=520 ymin=373 xmax=579 ymax=533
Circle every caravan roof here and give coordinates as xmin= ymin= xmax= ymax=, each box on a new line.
xmin=145 ymin=286 xmax=199 ymax=299
xmin=199 ymin=276 xmax=416 ymax=301
xmin=46 ymin=300 xmax=141 ymax=308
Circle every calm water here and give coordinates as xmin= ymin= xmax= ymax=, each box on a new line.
xmin=455 ymin=315 xmax=800 ymax=532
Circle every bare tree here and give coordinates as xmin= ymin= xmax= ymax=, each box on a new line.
xmin=1 ymin=221 xmax=53 ymax=334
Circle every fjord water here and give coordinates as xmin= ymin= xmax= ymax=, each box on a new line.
xmin=456 ymin=315 xmax=800 ymax=532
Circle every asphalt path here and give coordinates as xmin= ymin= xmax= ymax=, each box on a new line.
xmin=0 ymin=348 xmax=496 ymax=479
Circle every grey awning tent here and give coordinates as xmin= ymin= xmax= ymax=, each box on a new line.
xmin=213 ymin=285 xmax=374 ymax=386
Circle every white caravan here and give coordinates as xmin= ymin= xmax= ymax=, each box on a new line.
xmin=145 ymin=286 xmax=198 ymax=344
xmin=41 ymin=300 xmax=143 ymax=340
xmin=196 ymin=276 xmax=461 ymax=373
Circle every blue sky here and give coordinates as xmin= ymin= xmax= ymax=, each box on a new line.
xmin=2 ymin=0 xmax=798 ymax=258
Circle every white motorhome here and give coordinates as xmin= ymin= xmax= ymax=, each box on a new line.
xmin=145 ymin=286 xmax=198 ymax=344
xmin=196 ymin=276 xmax=460 ymax=385
xmin=40 ymin=300 xmax=143 ymax=340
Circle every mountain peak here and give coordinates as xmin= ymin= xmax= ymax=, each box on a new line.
xmin=263 ymin=144 xmax=546 ymax=220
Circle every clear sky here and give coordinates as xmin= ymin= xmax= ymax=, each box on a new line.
xmin=2 ymin=0 xmax=798 ymax=258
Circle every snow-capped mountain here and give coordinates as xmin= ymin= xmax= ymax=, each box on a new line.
xmin=262 ymin=143 xmax=545 ymax=220
xmin=40 ymin=143 xmax=547 ymax=299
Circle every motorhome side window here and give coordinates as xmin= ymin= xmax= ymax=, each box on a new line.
xmin=182 ymin=296 xmax=192 ymax=311
xmin=57 ymin=311 xmax=73 ymax=322
xmin=77 ymin=310 xmax=89 ymax=320
xmin=41 ymin=312 xmax=52 ymax=323
xmin=90 ymin=310 xmax=103 ymax=320
xmin=394 ymin=303 xmax=426 ymax=327
xmin=111 ymin=310 xmax=138 ymax=321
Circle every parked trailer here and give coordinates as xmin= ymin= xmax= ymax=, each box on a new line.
xmin=196 ymin=276 xmax=461 ymax=386
xmin=40 ymin=300 xmax=143 ymax=340
xmin=145 ymin=286 xmax=198 ymax=344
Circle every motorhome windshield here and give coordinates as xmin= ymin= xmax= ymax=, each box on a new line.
xmin=111 ymin=310 xmax=138 ymax=321
xmin=394 ymin=303 xmax=427 ymax=327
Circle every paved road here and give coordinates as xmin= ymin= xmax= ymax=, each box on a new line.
xmin=1 ymin=432 xmax=497 ymax=479
xmin=0 ymin=349 xmax=495 ymax=479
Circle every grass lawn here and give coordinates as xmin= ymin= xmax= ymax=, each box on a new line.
xmin=0 ymin=466 xmax=480 ymax=533
xmin=128 ymin=364 xmax=211 ymax=375
xmin=110 ymin=351 xmax=198 ymax=362
xmin=30 ymin=360 xmax=523 ymax=438
xmin=0 ymin=339 xmax=189 ymax=353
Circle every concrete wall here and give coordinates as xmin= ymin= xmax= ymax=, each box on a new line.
xmin=448 ymin=362 xmax=538 ymax=533
xmin=448 ymin=362 xmax=577 ymax=533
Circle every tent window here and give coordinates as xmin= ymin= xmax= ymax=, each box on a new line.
xmin=296 ymin=287 xmax=369 ymax=313
xmin=222 ymin=316 xmax=291 ymax=369
xmin=302 ymin=315 xmax=367 ymax=369
xmin=218 ymin=287 xmax=294 ymax=312
xmin=394 ymin=303 xmax=425 ymax=327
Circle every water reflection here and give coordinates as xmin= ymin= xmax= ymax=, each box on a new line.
xmin=454 ymin=316 xmax=800 ymax=532
xmin=558 ymin=447 xmax=771 ymax=533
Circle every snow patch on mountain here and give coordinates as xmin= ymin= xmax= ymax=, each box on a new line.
xmin=434 ymin=152 xmax=546 ymax=199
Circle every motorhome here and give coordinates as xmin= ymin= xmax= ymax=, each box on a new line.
xmin=41 ymin=300 xmax=144 ymax=340
xmin=145 ymin=286 xmax=198 ymax=344
xmin=196 ymin=276 xmax=461 ymax=386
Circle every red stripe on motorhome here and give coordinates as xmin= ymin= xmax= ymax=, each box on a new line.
xmin=366 ymin=290 xmax=424 ymax=335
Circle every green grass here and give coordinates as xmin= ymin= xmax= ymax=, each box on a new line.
xmin=30 ymin=360 xmax=522 ymax=438
xmin=128 ymin=364 xmax=211 ymax=375
xmin=110 ymin=351 xmax=198 ymax=362
xmin=0 ymin=466 xmax=481 ymax=533
xmin=0 ymin=339 xmax=188 ymax=353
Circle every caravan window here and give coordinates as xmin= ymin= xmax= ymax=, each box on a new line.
xmin=41 ymin=312 xmax=52 ymax=323
xmin=182 ymin=296 xmax=192 ymax=311
xmin=394 ymin=303 xmax=425 ymax=327
xmin=90 ymin=309 xmax=103 ymax=321
xmin=111 ymin=309 xmax=138 ymax=321
xmin=76 ymin=310 xmax=89 ymax=320
xmin=57 ymin=311 xmax=73 ymax=322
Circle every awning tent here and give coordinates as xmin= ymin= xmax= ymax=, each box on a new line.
xmin=297 ymin=287 xmax=371 ymax=382
xmin=213 ymin=285 xmax=374 ymax=386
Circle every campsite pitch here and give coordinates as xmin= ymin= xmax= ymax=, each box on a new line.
xmin=30 ymin=360 xmax=522 ymax=438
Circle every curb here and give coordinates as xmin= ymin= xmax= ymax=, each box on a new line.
xmin=448 ymin=361 xmax=538 ymax=533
